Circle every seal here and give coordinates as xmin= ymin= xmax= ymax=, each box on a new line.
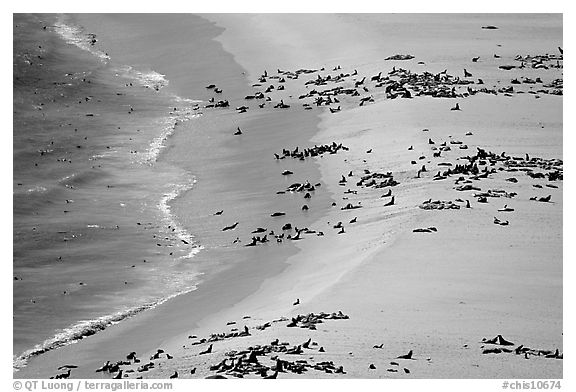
xmin=384 ymin=196 xmax=395 ymax=206
xmin=222 ymin=222 xmax=239 ymax=231
xmin=52 ymin=369 xmax=72 ymax=379
xmin=397 ymin=350 xmax=413 ymax=359
xmin=95 ymin=361 xmax=111 ymax=372
xmin=199 ymin=344 xmax=213 ymax=355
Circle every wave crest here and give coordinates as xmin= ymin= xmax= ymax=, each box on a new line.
xmin=53 ymin=19 xmax=110 ymax=63
xmin=13 ymin=285 xmax=198 ymax=372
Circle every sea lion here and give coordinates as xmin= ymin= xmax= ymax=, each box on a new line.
xmin=199 ymin=344 xmax=213 ymax=355
xmin=483 ymin=335 xmax=514 ymax=346
xmin=57 ymin=364 xmax=78 ymax=370
xmin=52 ymin=369 xmax=72 ymax=379
xmin=384 ymin=196 xmax=395 ymax=206
xmin=381 ymin=189 xmax=392 ymax=197
xmin=222 ymin=222 xmax=239 ymax=231
xmin=95 ymin=361 xmax=111 ymax=372
xmin=397 ymin=350 xmax=413 ymax=359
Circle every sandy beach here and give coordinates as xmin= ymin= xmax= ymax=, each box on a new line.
xmin=13 ymin=13 xmax=562 ymax=381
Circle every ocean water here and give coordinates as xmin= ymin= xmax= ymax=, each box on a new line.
xmin=13 ymin=14 xmax=204 ymax=369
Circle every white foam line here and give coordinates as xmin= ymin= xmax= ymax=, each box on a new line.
xmin=13 ymin=285 xmax=198 ymax=372
xmin=53 ymin=19 xmax=110 ymax=63
xmin=139 ymin=105 xmax=201 ymax=165
xmin=158 ymin=179 xmax=204 ymax=260
xmin=25 ymin=186 xmax=48 ymax=194
xmin=114 ymin=65 xmax=170 ymax=92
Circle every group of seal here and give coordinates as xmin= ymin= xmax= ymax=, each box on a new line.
xmin=200 ymin=47 xmax=561 ymax=121
xmin=412 ymin=130 xmax=562 ymax=230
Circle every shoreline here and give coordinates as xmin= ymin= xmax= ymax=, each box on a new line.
xmin=13 ymin=13 xmax=207 ymax=363
xmin=14 ymin=13 xmax=336 ymax=377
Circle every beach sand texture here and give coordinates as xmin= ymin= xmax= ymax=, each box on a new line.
xmin=13 ymin=13 xmax=562 ymax=379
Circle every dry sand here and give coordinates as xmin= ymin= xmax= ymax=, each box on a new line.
xmin=14 ymin=13 xmax=563 ymax=381
xmin=135 ymin=14 xmax=563 ymax=379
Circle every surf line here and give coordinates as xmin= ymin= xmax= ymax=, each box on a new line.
xmin=13 ymin=284 xmax=199 ymax=372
